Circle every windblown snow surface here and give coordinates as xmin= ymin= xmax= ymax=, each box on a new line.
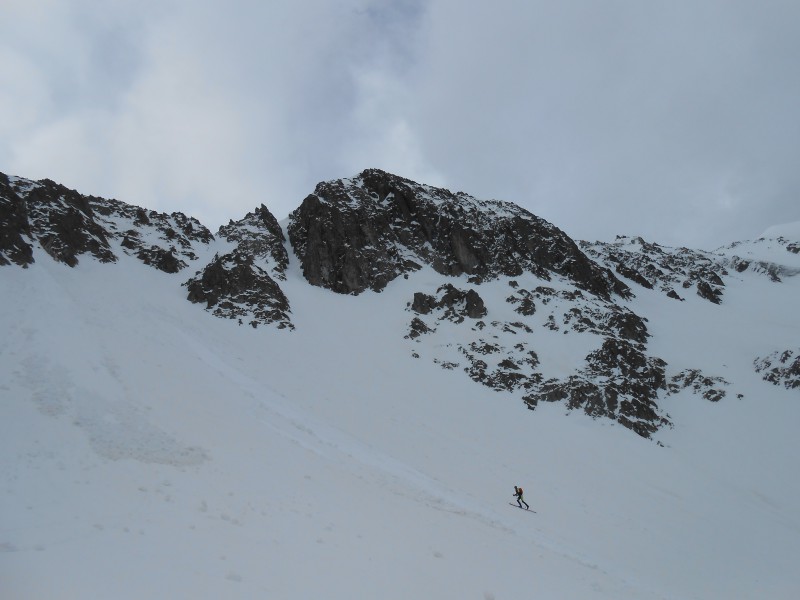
xmin=1 ymin=223 xmax=799 ymax=599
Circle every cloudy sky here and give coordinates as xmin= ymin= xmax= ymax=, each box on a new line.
xmin=2 ymin=0 xmax=799 ymax=248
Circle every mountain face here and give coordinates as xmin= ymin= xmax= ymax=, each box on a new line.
xmin=2 ymin=169 xmax=797 ymax=438
xmin=0 ymin=172 xmax=213 ymax=270
xmin=288 ymin=169 xmax=630 ymax=299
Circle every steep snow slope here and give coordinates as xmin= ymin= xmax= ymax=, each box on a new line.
xmin=2 ymin=225 xmax=799 ymax=600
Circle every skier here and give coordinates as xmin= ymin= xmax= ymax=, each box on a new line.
xmin=513 ymin=485 xmax=529 ymax=510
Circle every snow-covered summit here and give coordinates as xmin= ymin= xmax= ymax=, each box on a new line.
xmin=714 ymin=221 xmax=800 ymax=280
xmin=760 ymin=219 xmax=800 ymax=241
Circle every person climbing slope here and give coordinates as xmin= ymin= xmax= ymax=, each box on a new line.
xmin=513 ymin=485 xmax=529 ymax=510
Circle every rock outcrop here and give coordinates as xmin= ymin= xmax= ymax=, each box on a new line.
xmin=404 ymin=273 xmax=742 ymax=438
xmin=666 ymin=369 xmax=732 ymax=402
xmin=583 ymin=233 xmax=799 ymax=304
xmin=0 ymin=172 xmax=213 ymax=272
xmin=410 ymin=284 xmax=487 ymax=322
xmin=2 ymin=175 xmax=117 ymax=267
xmin=0 ymin=174 xmax=35 ymax=267
xmin=185 ymin=250 xmax=293 ymax=329
xmin=754 ymin=350 xmax=800 ymax=390
xmin=581 ymin=236 xmax=728 ymax=303
xmin=186 ymin=204 xmax=293 ymax=329
xmin=535 ymin=339 xmax=670 ymax=438
xmin=289 ymin=169 xmax=630 ymax=299
xmin=217 ymin=204 xmax=288 ymax=280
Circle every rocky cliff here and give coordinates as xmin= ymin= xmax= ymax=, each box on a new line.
xmin=288 ymin=169 xmax=630 ymax=299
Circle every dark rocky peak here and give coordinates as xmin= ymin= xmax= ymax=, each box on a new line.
xmin=288 ymin=169 xmax=630 ymax=299
xmin=217 ymin=204 xmax=288 ymax=280
xmin=185 ymin=204 xmax=293 ymax=329
xmin=0 ymin=172 xmax=214 ymax=273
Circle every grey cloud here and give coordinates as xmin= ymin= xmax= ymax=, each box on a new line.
xmin=1 ymin=0 xmax=798 ymax=248
xmin=402 ymin=0 xmax=800 ymax=246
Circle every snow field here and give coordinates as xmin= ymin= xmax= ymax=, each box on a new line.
xmin=1 ymin=233 xmax=799 ymax=599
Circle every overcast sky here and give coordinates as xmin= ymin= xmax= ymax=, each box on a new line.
xmin=2 ymin=0 xmax=799 ymax=248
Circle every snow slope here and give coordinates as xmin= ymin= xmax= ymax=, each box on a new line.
xmin=760 ymin=220 xmax=800 ymax=241
xmin=1 ymin=228 xmax=799 ymax=599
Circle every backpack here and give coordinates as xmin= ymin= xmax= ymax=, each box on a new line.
xmin=518 ymin=487 xmax=523 ymax=495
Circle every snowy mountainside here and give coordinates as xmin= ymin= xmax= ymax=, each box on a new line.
xmin=717 ymin=222 xmax=800 ymax=280
xmin=2 ymin=169 xmax=800 ymax=598
xmin=2 ymin=169 xmax=798 ymax=433
xmin=582 ymin=230 xmax=800 ymax=393
xmin=759 ymin=219 xmax=800 ymax=243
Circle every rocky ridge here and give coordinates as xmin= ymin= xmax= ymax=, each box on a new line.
xmin=0 ymin=173 xmax=212 ymax=271
xmin=0 ymin=172 xmax=292 ymax=328
xmin=582 ymin=234 xmax=800 ymax=304
xmin=580 ymin=236 xmax=729 ymax=303
xmin=3 ymin=169 xmax=794 ymax=439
